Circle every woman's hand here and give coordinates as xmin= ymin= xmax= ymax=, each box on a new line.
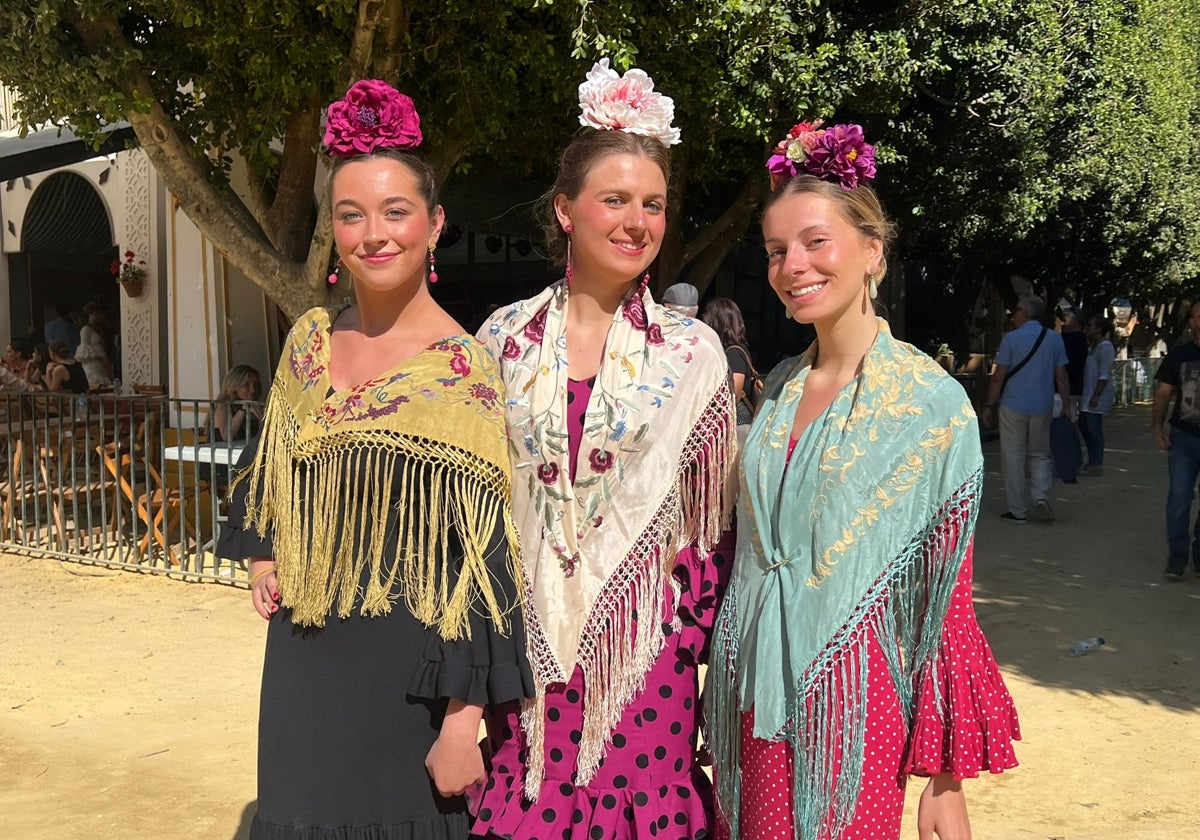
xmin=249 ymin=557 xmax=279 ymax=619
xmin=917 ymin=774 xmax=971 ymax=840
xmin=425 ymin=699 xmax=486 ymax=797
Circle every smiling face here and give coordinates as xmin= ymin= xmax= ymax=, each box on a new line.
xmin=762 ymin=191 xmax=882 ymax=328
xmin=554 ymin=153 xmax=667 ymax=291
xmin=331 ymin=156 xmax=444 ymax=296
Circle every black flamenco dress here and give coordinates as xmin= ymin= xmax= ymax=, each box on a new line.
xmin=220 ymin=436 xmax=533 ymax=840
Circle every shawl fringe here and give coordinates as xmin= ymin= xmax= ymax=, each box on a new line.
xmin=241 ymin=377 xmax=520 ymax=636
xmin=710 ymin=469 xmax=981 ymax=840
xmin=522 ymin=388 xmax=736 ymax=800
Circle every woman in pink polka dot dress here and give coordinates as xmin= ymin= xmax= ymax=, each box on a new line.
xmin=707 ymin=123 xmax=1019 ymax=840
xmin=473 ymin=60 xmax=739 ymax=840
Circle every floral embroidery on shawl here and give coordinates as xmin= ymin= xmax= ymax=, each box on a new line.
xmin=480 ymin=280 xmax=737 ymax=798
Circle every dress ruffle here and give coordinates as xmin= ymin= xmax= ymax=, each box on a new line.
xmin=251 ymin=812 xmax=472 ymax=840
xmin=409 ymin=656 xmax=536 ymax=707
xmin=216 ymin=519 xmax=273 ymax=560
xmin=471 ymin=770 xmax=713 ymax=840
xmin=671 ymin=535 xmax=734 ymax=667
xmin=902 ymin=550 xmax=1021 ymax=779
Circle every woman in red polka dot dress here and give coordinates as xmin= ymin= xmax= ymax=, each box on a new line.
xmin=707 ymin=122 xmax=1019 ymax=840
xmin=472 ymin=60 xmax=738 ymax=840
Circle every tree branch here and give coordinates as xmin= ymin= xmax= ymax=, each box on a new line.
xmin=680 ymin=176 xmax=764 ymax=267
xmin=66 ymin=10 xmax=311 ymax=314
xmin=265 ymin=94 xmax=322 ymax=261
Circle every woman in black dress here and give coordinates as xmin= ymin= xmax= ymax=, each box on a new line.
xmin=219 ymin=80 xmax=532 ymax=840
xmin=44 ymin=340 xmax=90 ymax=393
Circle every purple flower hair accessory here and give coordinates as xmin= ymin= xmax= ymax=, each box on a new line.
xmin=767 ymin=119 xmax=876 ymax=191
xmin=803 ymin=124 xmax=875 ymax=191
xmin=324 ymin=79 xmax=423 ymax=156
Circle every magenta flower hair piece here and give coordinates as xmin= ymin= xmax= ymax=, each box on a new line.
xmin=323 ymin=79 xmax=423 ymax=157
xmin=766 ymin=119 xmax=876 ymax=191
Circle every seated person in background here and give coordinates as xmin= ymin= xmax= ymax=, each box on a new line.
xmin=44 ymin=340 xmax=91 ymax=394
xmin=213 ymin=365 xmax=264 ymax=442
xmin=0 ymin=339 xmax=34 ymax=392
xmin=26 ymin=342 xmax=51 ymax=390
xmin=2 ymin=341 xmax=27 ymax=376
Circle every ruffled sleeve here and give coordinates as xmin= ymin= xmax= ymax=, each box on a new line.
xmin=408 ymin=504 xmax=535 ymax=708
xmin=672 ymin=527 xmax=736 ymax=666
xmin=903 ymin=540 xmax=1021 ymax=779
xmin=215 ymin=435 xmax=273 ymax=560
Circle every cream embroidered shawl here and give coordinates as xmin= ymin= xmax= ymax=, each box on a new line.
xmin=479 ymin=279 xmax=736 ymax=795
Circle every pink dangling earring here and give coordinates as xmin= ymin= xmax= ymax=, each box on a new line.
xmin=564 ymin=224 xmax=574 ymax=287
xmin=639 ymin=271 xmax=651 ymax=292
xmin=427 ymin=244 xmax=438 ymax=283
xmin=327 ymin=256 xmax=342 ymax=285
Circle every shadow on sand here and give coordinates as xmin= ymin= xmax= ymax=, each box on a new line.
xmin=972 ymin=405 xmax=1200 ymax=713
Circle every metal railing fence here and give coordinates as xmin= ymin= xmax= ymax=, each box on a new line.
xmin=0 ymin=390 xmax=259 ymax=583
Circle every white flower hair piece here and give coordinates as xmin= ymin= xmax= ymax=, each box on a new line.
xmin=577 ymin=58 xmax=681 ymax=146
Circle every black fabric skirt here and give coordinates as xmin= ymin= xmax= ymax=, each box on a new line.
xmin=251 ymin=605 xmax=471 ymax=840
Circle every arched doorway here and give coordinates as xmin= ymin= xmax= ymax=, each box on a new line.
xmin=9 ymin=171 xmax=118 ymax=351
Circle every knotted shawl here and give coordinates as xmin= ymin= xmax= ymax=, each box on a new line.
xmin=241 ymin=306 xmax=519 ymax=637
xmin=707 ymin=321 xmax=983 ymax=840
xmin=479 ymin=279 xmax=736 ymax=798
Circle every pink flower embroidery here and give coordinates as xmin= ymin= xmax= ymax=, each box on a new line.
xmin=524 ymin=306 xmax=549 ymax=344
xmin=622 ymin=293 xmax=648 ymax=331
xmin=646 ymin=323 xmax=665 ymax=346
xmin=537 ymin=463 xmax=560 ymax=484
xmin=502 ymin=336 xmax=521 ymax=360
xmin=588 ymin=448 xmax=614 ymax=473
xmin=469 ymin=382 xmax=498 ymax=408
xmin=450 ymin=354 xmax=471 ymax=377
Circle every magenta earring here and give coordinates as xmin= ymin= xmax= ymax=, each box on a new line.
xmin=639 ymin=271 xmax=651 ymax=291
xmin=564 ymin=224 xmax=574 ymax=286
xmin=327 ymin=256 xmax=343 ymax=285
xmin=427 ymin=245 xmax=438 ymax=283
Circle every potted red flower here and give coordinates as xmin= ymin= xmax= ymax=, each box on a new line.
xmin=112 ymin=250 xmax=147 ymax=297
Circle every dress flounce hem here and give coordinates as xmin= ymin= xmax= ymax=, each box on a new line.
xmin=250 ymin=812 xmax=471 ymax=840
xmin=471 ymin=771 xmax=714 ymax=840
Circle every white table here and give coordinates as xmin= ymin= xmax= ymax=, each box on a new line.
xmin=162 ymin=442 xmax=246 ymax=467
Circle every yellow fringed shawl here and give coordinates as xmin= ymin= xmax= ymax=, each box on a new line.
xmin=242 ymin=307 xmax=520 ymax=638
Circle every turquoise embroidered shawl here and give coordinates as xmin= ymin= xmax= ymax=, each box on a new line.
xmin=707 ymin=321 xmax=983 ymax=840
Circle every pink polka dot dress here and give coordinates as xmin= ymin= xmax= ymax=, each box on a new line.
xmin=472 ymin=376 xmax=733 ymax=840
xmin=734 ymin=544 xmax=1020 ymax=840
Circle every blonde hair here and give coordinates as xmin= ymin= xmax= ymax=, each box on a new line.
xmin=218 ymin=364 xmax=261 ymax=402
xmin=763 ymin=175 xmax=896 ymax=279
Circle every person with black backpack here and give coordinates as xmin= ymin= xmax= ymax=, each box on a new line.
xmin=701 ymin=297 xmax=762 ymax=445
xmin=980 ymin=294 xmax=1072 ymax=523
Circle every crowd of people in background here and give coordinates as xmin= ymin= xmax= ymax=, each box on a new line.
xmin=0 ymin=299 xmax=118 ymax=394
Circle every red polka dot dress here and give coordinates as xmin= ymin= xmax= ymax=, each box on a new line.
xmin=735 ymin=543 xmax=1020 ymax=840
xmin=472 ymin=376 xmax=733 ymax=840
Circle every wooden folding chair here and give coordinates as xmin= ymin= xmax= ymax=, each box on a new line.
xmin=97 ymin=438 xmax=141 ymax=543
xmin=135 ymin=457 xmax=201 ymax=566
xmin=1 ymin=437 xmax=58 ymax=547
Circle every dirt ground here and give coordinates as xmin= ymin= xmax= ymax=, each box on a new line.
xmin=2 ymin=406 xmax=1199 ymax=839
